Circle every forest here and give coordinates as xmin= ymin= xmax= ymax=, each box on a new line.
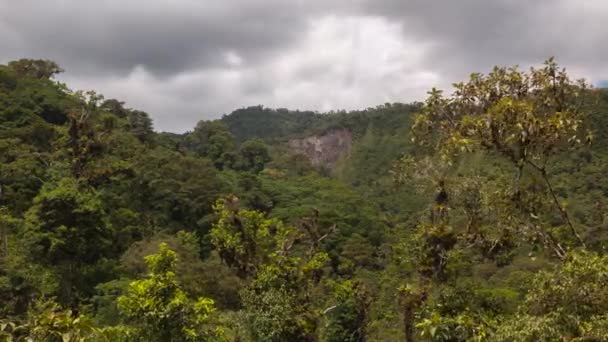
xmin=0 ymin=58 xmax=607 ymax=341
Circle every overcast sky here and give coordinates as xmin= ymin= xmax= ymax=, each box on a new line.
xmin=1 ymin=0 xmax=607 ymax=132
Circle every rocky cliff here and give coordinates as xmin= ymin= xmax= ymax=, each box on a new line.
xmin=288 ymin=128 xmax=352 ymax=169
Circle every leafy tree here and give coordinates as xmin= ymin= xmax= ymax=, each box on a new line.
xmin=236 ymin=138 xmax=271 ymax=173
xmin=240 ymin=254 xmax=327 ymax=342
xmin=411 ymin=58 xmax=592 ymax=257
xmin=100 ymin=99 xmax=129 ymax=119
xmin=66 ymin=96 xmax=106 ymax=179
xmin=126 ymin=110 xmax=154 ymax=143
xmin=117 ymin=243 xmax=222 ymax=341
xmin=210 ymin=196 xmax=332 ymax=341
xmin=0 ymin=139 xmax=48 ymax=214
xmin=7 ymin=59 xmax=64 ymax=79
xmin=494 ymin=250 xmax=608 ymax=341
xmin=24 ymin=177 xmax=113 ymax=305
xmin=210 ymin=196 xmax=291 ymax=278
xmin=258 ymin=173 xmax=386 ymax=273
xmin=0 ymin=208 xmax=58 ymax=317
xmin=185 ymin=121 xmax=236 ymax=169
xmin=387 ymin=59 xmax=599 ymax=340
xmin=323 ymin=280 xmax=371 ymax=342
xmin=119 ymin=232 xmax=241 ymax=310
xmin=131 ymin=148 xmax=224 ymax=235
xmin=0 ymin=299 xmax=100 ymax=342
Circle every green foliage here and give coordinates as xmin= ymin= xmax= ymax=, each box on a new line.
xmin=210 ymin=196 xmax=293 ymax=277
xmin=412 ymin=59 xmax=592 ymax=255
xmin=220 ymin=105 xmax=323 ymax=143
xmin=1 ymin=57 xmax=608 ymax=342
xmin=130 ymin=147 xmax=224 ymax=234
xmin=0 ymin=242 xmax=56 ymax=318
xmin=0 ymin=299 xmax=98 ymax=342
xmin=185 ymin=121 xmax=236 ymax=169
xmin=7 ymin=59 xmax=63 ymax=79
xmin=323 ymin=280 xmax=371 ymax=342
xmin=235 ymin=138 xmax=271 ymax=173
xmin=119 ymin=232 xmax=241 ymax=310
xmin=384 ymin=59 xmax=608 ymax=341
xmin=494 ymin=250 xmax=608 ymax=340
xmin=257 ymin=173 xmax=387 ymax=271
xmin=241 ymin=256 xmax=319 ymax=342
xmin=413 ymin=58 xmax=592 ymax=163
xmin=239 ymin=249 xmax=330 ymax=341
xmin=210 ymin=196 xmax=334 ymax=341
xmin=24 ymin=177 xmax=113 ymax=304
xmin=415 ymin=310 xmax=493 ymax=342
xmin=117 ymin=243 xmax=222 ymax=341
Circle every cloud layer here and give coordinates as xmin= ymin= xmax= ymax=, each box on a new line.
xmin=1 ymin=0 xmax=606 ymax=132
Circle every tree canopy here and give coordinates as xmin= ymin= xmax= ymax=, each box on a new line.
xmin=0 ymin=58 xmax=607 ymax=341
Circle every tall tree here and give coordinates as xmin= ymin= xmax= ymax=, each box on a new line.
xmin=236 ymin=138 xmax=271 ymax=173
xmin=411 ymin=58 xmax=593 ymax=258
xmin=185 ymin=121 xmax=236 ymax=169
xmin=24 ymin=177 xmax=113 ymax=305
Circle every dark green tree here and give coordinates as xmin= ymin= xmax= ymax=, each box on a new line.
xmin=236 ymin=138 xmax=271 ymax=173
xmin=186 ymin=121 xmax=236 ymax=169
xmin=324 ymin=280 xmax=371 ymax=342
xmin=7 ymin=59 xmax=64 ymax=79
xmin=24 ymin=177 xmax=113 ymax=304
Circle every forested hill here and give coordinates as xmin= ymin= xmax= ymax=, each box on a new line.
xmin=217 ymin=103 xmax=421 ymax=142
xmin=1 ymin=58 xmax=608 ymax=341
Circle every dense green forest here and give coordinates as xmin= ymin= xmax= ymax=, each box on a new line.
xmin=0 ymin=58 xmax=607 ymax=341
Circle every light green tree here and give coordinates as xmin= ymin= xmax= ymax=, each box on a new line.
xmin=392 ymin=59 xmax=595 ymax=341
xmin=210 ymin=195 xmax=293 ymax=278
xmin=117 ymin=243 xmax=222 ymax=342
xmin=411 ymin=58 xmax=593 ymax=257
xmin=210 ymin=196 xmax=331 ymax=341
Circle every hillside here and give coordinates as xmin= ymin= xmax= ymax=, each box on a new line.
xmin=1 ymin=59 xmax=608 ymax=341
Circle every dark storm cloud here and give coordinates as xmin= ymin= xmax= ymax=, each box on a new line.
xmin=1 ymin=0 xmax=606 ymax=132
xmin=0 ymin=0 xmax=331 ymax=76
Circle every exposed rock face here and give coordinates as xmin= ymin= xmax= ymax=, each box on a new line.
xmin=288 ymin=128 xmax=352 ymax=169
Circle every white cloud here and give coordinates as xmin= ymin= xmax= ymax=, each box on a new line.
xmin=264 ymin=15 xmax=439 ymax=111
xmin=61 ymin=15 xmax=439 ymax=132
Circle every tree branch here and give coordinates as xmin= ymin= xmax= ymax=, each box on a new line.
xmin=526 ymin=159 xmax=586 ymax=248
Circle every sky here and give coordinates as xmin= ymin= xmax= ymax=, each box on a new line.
xmin=1 ymin=0 xmax=607 ymax=132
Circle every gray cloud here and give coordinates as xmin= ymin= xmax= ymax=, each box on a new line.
xmin=0 ymin=0 xmax=323 ymax=75
xmin=1 ymin=0 xmax=607 ymax=132
xmin=364 ymin=0 xmax=608 ymax=80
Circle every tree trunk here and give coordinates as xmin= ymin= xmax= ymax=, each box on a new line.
xmin=403 ymin=306 xmax=415 ymax=342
